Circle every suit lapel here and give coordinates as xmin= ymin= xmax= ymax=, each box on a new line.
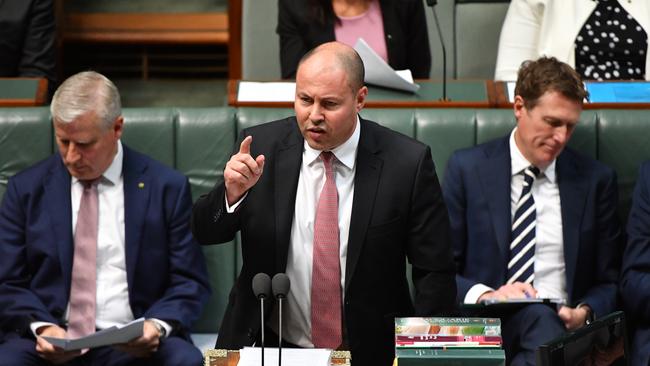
xmin=44 ymin=157 xmax=73 ymax=294
xmin=274 ymin=121 xmax=304 ymax=272
xmin=478 ymin=137 xmax=512 ymax=264
xmin=345 ymin=120 xmax=382 ymax=292
xmin=122 ymin=146 xmax=151 ymax=288
xmin=557 ymin=151 xmax=587 ymax=298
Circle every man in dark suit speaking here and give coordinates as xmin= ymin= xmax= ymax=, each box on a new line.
xmin=0 ymin=71 xmax=211 ymax=366
xmin=191 ymin=42 xmax=456 ymax=365
xmin=442 ymin=57 xmax=622 ymax=365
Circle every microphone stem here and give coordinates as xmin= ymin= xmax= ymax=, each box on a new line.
xmin=261 ymin=297 xmax=265 ymax=366
xmin=278 ymin=297 xmax=283 ymax=366
xmin=430 ymin=4 xmax=448 ymax=101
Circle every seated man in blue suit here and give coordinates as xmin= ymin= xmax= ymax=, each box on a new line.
xmin=0 ymin=71 xmax=211 ymax=366
xmin=443 ymin=57 xmax=622 ymax=366
xmin=621 ymin=162 xmax=650 ymax=365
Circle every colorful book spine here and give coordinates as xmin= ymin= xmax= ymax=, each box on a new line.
xmin=396 ymin=335 xmax=502 ymax=348
xmin=395 ymin=348 xmax=506 ymax=366
xmin=395 ymin=317 xmax=502 ymax=338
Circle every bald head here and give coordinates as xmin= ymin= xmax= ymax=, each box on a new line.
xmin=297 ymin=42 xmax=365 ymax=92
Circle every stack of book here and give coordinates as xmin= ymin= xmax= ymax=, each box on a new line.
xmin=394 ymin=317 xmax=506 ymax=365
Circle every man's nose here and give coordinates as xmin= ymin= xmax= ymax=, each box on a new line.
xmin=64 ymin=143 xmax=80 ymax=164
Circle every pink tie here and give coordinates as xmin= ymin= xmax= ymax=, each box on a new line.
xmin=67 ymin=179 xmax=99 ymax=339
xmin=311 ymin=152 xmax=342 ymax=349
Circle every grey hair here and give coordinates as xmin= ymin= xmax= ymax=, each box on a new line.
xmin=50 ymin=71 xmax=122 ymax=129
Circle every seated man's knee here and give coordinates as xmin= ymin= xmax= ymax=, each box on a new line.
xmin=518 ymin=304 xmax=565 ymax=339
xmin=520 ymin=304 xmax=561 ymax=324
xmin=0 ymin=337 xmax=44 ymax=366
xmin=156 ymin=337 xmax=203 ymax=366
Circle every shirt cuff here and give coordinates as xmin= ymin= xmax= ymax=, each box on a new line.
xmin=225 ymin=191 xmax=247 ymax=213
xmin=149 ymin=318 xmax=172 ymax=339
xmin=464 ymin=284 xmax=495 ymax=304
xmin=30 ymin=321 xmax=57 ymax=337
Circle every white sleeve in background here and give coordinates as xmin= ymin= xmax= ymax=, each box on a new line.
xmin=494 ymin=0 xmax=545 ymax=81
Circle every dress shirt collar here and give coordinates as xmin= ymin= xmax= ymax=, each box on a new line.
xmin=71 ymin=140 xmax=123 ymax=186
xmin=509 ymin=128 xmax=556 ymax=183
xmin=303 ymin=115 xmax=361 ymax=170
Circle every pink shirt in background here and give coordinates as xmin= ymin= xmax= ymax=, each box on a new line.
xmin=334 ymin=0 xmax=388 ymax=62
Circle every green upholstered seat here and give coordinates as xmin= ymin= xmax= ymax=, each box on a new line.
xmin=2 ymin=105 xmax=650 ymax=337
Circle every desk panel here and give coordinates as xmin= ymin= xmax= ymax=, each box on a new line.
xmin=229 ymin=79 xmax=497 ymax=108
xmin=0 ymin=78 xmax=48 ymax=107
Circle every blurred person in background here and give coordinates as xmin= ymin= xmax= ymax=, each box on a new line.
xmin=495 ymin=0 xmax=649 ymax=81
xmin=277 ymin=0 xmax=431 ymax=79
xmin=0 ymin=0 xmax=57 ymax=98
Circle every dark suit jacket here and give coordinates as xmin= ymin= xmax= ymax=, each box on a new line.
xmin=442 ymin=135 xmax=622 ymax=318
xmin=192 ymin=117 xmax=456 ymax=365
xmin=0 ymin=0 xmax=56 ymax=97
xmin=0 ymin=145 xmax=211 ymax=339
xmin=276 ymin=0 xmax=431 ymax=79
xmin=621 ymin=161 xmax=650 ymax=365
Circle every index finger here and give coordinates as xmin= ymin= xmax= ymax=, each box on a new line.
xmin=239 ymin=136 xmax=253 ymax=155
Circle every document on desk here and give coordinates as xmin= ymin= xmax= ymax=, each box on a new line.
xmin=585 ymin=81 xmax=650 ymax=102
xmin=238 ymin=347 xmax=331 ymax=366
xmin=480 ymin=298 xmax=566 ymax=306
xmin=237 ymin=81 xmax=295 ymax=102
xmin=42 ymin=318 xmax=144 ymax=351
xmin=354 ymin=38 xmax=420 ymax=93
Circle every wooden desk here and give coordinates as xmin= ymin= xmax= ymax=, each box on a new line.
xmin=228 ymin=79 xmax=501 ymax=108
xmin=0 ymin=78 xmax=48 ymax=107
xmin=204 ymin=349 xmax=351 ymax=366
xmin=231 ymin=79 xmax=650 ymax=109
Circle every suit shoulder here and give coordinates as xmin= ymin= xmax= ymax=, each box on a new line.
xmin=362 ymin=119 xmax=428 ymax=152
xmin=449 ymin=137 xmax=506 ymax=166
xmin=124 ymin=146 xmax=187 ymax=184
xmin=9 ymin=155 xmax=60 ymax=185
xmin=563 ymin=147 xmax=616 ymax=178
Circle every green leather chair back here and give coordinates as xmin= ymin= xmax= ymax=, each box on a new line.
xmin=0 ymin=107 xmax=53 ymax=199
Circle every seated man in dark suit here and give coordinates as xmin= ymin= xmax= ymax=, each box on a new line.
xmin=0 ymin=0 xmax=57 ymax=97
xmin=621 ymin=161 xmax=650 ymax=365
xmin=0 ymin=71 xmax=211 ymax=366
xmin=442 ymin=57 xmax=622 ymax=366
xmin=192 ymin=41 xmax=456 ymax=366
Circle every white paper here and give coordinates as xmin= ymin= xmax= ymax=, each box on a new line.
xmin=506 ymin=81 xmax=516 ymax=103
xmin=42 ymin=318 xmax=144 ymax=351
xmin=480 ymin=298 xmax=566 ymax=306
xmin=237 ymin=82 xmax=296 ymax=102
xmin=354 ymin=38 xmax=420 ymax=93
xmin=238 ymin=347 xmax=331 ymax=366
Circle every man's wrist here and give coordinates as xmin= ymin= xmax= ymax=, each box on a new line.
xmin=577 ymin=303 xmax=594 ymax=324
xmin=149 ymin=319 xmax=167 ymax=339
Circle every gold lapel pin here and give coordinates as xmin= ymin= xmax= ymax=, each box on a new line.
xmin=138 ymin=182 xmax=145 ymax=189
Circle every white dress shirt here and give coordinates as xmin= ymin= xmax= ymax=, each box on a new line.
xmin=464 ymin=129 xmax=568 ymax=303
xmin=267 ymin=118 xmax=361 ymax=347
xmin=31 ymin=141 xmax=170 ymax=336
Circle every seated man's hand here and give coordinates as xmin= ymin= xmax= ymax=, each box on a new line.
xmin=477 ymin=282 xmax=537 ymax=302
xmin=558 ymin=305 xmax=590 ymax=331
xmin=114 ymin=320 xmax=161 ymax=358
xmin=35 ymin=325 xmax=81 ymax=364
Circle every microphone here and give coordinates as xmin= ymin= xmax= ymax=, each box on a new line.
xmin=272 ymin=273 xmax=291 ymax=366
xmin=426 ymin=0 xmax=450 ymax=101
xmin=252 ymin=273 xmax=271 ymax=366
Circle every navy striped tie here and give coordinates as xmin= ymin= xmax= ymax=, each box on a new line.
xmin=507 ymin=166 xmax=540 ymax=284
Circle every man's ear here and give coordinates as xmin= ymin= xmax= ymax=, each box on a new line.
xmin=113 ymin=116 xmax=124 ymax=139
xmin=513 ymin=95 xmax=525 ymax=122
xmin=356 ymin=86 xmax=368 ymax=112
